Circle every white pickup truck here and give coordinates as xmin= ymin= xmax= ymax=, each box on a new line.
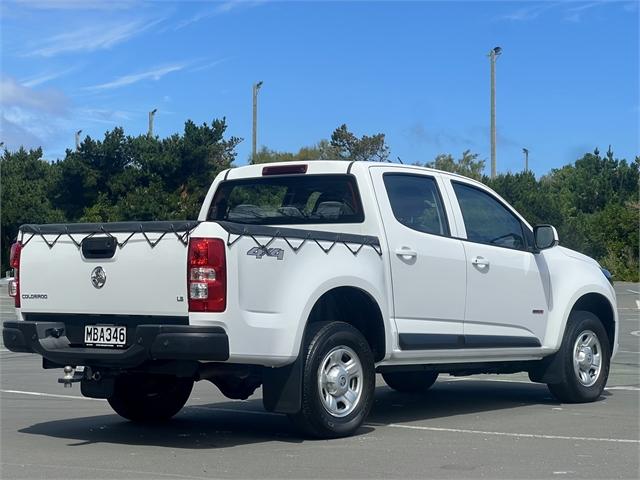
xmin=3 ymin=161 xmax=618 ymax=438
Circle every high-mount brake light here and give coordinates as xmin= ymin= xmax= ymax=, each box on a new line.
xmin=8 ymin=242 xmax=22 ymax=308
xmin=187 ymin=238 xmax=226 ymax=312
xmin=262 ymin=164 xmax=308 ymax=176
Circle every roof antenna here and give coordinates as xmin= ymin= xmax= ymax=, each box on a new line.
xmin=396 ymin=156 xmax=404 ymax=164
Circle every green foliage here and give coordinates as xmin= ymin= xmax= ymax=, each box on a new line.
xmin=425 ymin=150 xmax=486 ymax=180
xmin=330 ymin=124 xmax=390 ymax=162
xmin=485 ymin=150 xmax=639 ymax=282
xmin=250 ymin=140 xmax=339 ymax=164
xmin=250 ymin=123 xmax=391 ymax=164
xmin=0 ymin=119 xmax=240 ymax=273
xmin=1 ymin=121 xmax=637 ymax=281
xmin=0 ymin=147 xmax=65 ymax=271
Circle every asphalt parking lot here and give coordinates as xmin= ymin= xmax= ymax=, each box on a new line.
xmin=1 ymin=282 xmax=638 ymax=479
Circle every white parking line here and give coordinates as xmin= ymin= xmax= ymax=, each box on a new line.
xmin=2 ymin=388 xmax=639 ymax=443
xmin=627 ymin=289 xmax=640 ymax=295
xmin=368 ymin=423 xmax=640 ymax=444
xmin=443 ymin=377 xmax=640 ymax=391
xmin=636 ymin=300 xmax=640 ymax=310
xmin=0 ymin=389 xmax=106 ymax=401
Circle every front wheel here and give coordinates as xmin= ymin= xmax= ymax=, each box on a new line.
xmin=546 ymin=310 xmax=611 ymax=403
xmin=289 ymin=322 xmax=375 ymax=438
xmin=108 ymin=373 xmax=193 ymax=422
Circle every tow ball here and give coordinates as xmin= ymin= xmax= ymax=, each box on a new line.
xmin=58 ymin=366 xmax=99 ymax=388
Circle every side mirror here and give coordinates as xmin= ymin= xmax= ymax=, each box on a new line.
xmin=534 ymin=225 xmax=559 ymax=251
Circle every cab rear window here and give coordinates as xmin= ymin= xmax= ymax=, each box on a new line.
xmin=208 ymin=174 xmax=364 ymax=225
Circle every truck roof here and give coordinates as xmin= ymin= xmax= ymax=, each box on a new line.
xmin=223 ymin=160 xmax=485 ymax=188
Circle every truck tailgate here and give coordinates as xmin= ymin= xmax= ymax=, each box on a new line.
xmin=17 ymin=222 xmax=197 ymax=317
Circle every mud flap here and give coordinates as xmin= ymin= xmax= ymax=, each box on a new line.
xmin=81 ymin=377 xmax=115 ymax=399
xmin=262 ymin=356 xmax=303 ymax=414
xmin=528 ymin=351 xmax=565 ymax=384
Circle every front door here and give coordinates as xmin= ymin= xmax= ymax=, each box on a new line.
xmin=448 ymin=179 xmax=550 ymax=346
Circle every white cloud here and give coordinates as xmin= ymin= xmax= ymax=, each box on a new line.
xmin=76 ymin=107 xmax=135 ymax=125
xmin=175 ymin=0 xmax=266 ymax=30
xmin=84 ymin=64 xmax=185 ymax=91
xmin=21 ymin=67 xmax=77 ymax=87
xmin=499 ymin=0 xmax=618 ymax=23
xmin=499 ymin=2 xmax=560 ymax=21
xmin=0 ymin=76 xmax=68 ymax=113
xmin=14 ymin=0 xmax=136 ymax=11
xmin=188 ymin=58 xmax=228 ymax=73
xmin=24 ymin=18 xmax=164 ymax=57
xmin=0 ymin=76 xmax=71 ymax=150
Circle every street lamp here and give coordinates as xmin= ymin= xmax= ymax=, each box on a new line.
xmin=252 ymin=81 xmax=263 ymax=160
xmin=488 ymin=46 xmax=502 ymax=178
xmin=75 ymin=129 xmax=83 ymax=150
xmin=148 ymin=108 xmax=158 ymax=138
xmin=522 ymin=148 xmax=529 ymax=173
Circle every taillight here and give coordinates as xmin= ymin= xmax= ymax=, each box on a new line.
xmin=187 ymin=238 xmax=226 ymax=312
xmin=8 ymin=242 xmax=22 ymax=308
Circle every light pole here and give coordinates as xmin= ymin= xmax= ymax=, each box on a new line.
xmin=252 ymin=81 xmax=263 ymax=160
xmin=148 ymin=108 xmax=157 ymax=138
xmin=488 ymin=46 xmax=502 ymax=178
xmin=75 ymin=130 xmax=82 ymax=150
xmin=522 ymin=147 xmax=529 ymax=173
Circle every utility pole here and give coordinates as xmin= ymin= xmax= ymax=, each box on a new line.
xmin=75 ymin=130 xmax=82 ymax=150
xmin=252 ymin=81 xmax=263 ymax=160
xmin=148 ymin=109 xmax=157 ymax=138
xmin=488 ymin=46 xmax=502 ymax=178
xmin=522 ymin=148 xmax=529 ymax=173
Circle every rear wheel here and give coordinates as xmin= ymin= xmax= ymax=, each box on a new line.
xmin=547 ymin=310 xmax=610 ymax=403
xmin=289 ymin=322 xmax=375 ymax=438
xmin=382 ymin=371 xmax=439 ymax=393
xmin=108 ymin=373 xmax=193 ymax=422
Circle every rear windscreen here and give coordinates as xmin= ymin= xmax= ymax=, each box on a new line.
xmin=208 ymin=174 xmax=364 ymax=225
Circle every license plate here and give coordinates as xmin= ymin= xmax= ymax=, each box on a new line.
xmin=84 ymin=325 xmax=126 ymax=347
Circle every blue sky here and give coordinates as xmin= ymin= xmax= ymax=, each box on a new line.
xmin=1 ymin=0 xmax=638 ymax=176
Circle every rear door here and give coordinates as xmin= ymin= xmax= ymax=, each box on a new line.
xmin=370 ymin=167 xmax=467 ymax=350
xmin=445 ymin=178 xmax=550 ymax=345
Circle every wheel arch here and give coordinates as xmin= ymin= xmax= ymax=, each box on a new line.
xmin=305 ymin=285 xmax=387 ymax=362
xmin=569 ymin=292 xmax=616 ymax=353
xmin=262 ymin=281 xmax=390 ymax=415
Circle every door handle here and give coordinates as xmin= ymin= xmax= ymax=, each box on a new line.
xmin=471 ymin=256 xmax=490 ymax=268
xmin=395 ymin=247 xmax=417 ymax=258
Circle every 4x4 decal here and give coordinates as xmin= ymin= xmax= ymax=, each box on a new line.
xmin=247 ymin=246 xmax=285 ymax=260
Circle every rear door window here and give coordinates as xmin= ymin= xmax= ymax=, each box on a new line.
xmin=383 ymin=173 xmax=450 ymax=236
xmin=208 ymin=174 xmax=364 ymax=225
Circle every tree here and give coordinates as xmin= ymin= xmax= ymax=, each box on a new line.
xmin=424 ymin=150 xmax=485 ymax=180
xmin=0 ymin=148 xmax=64 ymax=272
xmin=250 ymin=140 xmax=339 ymax=164
xmin=330 ymin=124 xmax=389 ymax=162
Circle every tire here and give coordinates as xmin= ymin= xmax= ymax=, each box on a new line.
xmin=289 ymin=322 xmax=375 ymax=439
xmin=108 ymin=373 xmax=193 ymax=422
xmin=382 ymin=371 xmax=439 ymax=393
xmin=547 ymin=310 xmax=611 ymax=403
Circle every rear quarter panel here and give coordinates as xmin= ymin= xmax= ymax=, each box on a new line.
xmin=189 ymin=221 xmax=391 ymax=366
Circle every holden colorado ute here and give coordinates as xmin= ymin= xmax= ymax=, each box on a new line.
xmin=3 ymin=161 xmax=618 ymax=438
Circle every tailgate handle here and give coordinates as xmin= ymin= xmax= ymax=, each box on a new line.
xmin=81 ymin=237 xmax=117 ymax=259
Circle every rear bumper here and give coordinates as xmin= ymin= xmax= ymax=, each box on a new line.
xmin=2 ymin=321 xmax=229 ymax=368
